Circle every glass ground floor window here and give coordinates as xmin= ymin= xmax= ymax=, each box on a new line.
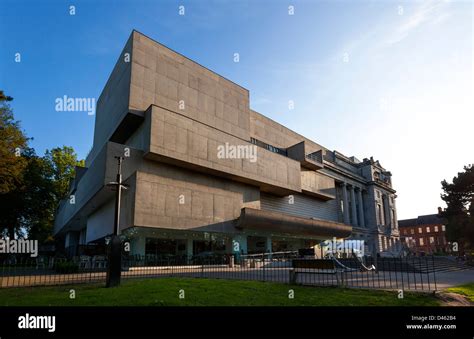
xmin=143 ymin=234 xmax=228 ymax=256
xmin=271 ymin=240 xmax=289 ymax=252
xmin=247 ymin=236 xmax=267 ymax=254
xmin=145 ymin=238 xmax=186 ymax=256
xmin=192 ymin=239 xmax=226 ymax=255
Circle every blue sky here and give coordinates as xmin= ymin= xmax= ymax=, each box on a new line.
xmin=1 ymin=0 xmax=472 ymax=219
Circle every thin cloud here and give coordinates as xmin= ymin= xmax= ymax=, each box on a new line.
xmin=385 ymin=1 xmax=452 ymax=46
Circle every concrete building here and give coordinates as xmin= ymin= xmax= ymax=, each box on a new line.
xmin=54 ymin=30 xmax=400 ymax=257
xmin=399 ymin=212 xmax=449 ymax=255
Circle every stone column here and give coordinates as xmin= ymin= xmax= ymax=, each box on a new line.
xmin=383 ymin=194 xmax=391 ymax=228
xmin=357 ymin=189 xmax=366 ymax=227
xmin=341 ymin=183 xmax=350 ymax=224
xmin=350 ymin=186 xmax=358 ymax=226
xmin=392 ymin=198 xmax=399 ymax=231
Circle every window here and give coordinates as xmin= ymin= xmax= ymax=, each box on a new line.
xmin=429 ymin=237 xmax=435 ymax=244
xmin=145 ymin=238 xmax=187 ymax=256
xmin=377 ymin=204 xmax=383 ymax=224
xmin=250 ymin=137 xmax=287 ymax=156
xmin=442 ymin=225 xmax=446 ymax=231
xmin=418 ymin=227 xmax=422 ymax=234
xmin=419 ymin=238 xmax=424 ymax=246
xmin=434 ymin=226 xmax=439 ymax=232
xmin=426 ymin=226 xmax=430 ymax=233
xmin=410 ymin=229 xmax=414 ymax=235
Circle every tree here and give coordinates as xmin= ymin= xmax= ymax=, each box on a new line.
xmin=30 ymin=146 xmax=85 ymax=242
xmin=0 ymin=91 xmax=28 ymax=194
xmin=20 ymin=152 xmax=56 ymax=243
xmin=44 ymin=146 xmax=85 ymax=203
xmin=0 ymin=91 xmax=85 ymax=241
xmin=0 ymin=145 xmax=85 ymax=241
xmin=441 ymin=164 xmax=474 ymax=251
xmin=0 ymin=148 xmax=54 ymax=241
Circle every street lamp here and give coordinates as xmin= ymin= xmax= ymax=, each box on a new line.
xmin=106 ymin=156 xmax=128 ymax=287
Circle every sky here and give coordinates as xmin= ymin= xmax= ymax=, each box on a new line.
xmin=0 ymin=0 xmax=472 ymax=220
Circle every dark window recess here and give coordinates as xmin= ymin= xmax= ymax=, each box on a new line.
xmin=250 ymin=137 xmax=287 ymax=156
xmin=192 ymin=240 xmax=226 ymax=255
xmin=145 ymin=238 xmax=186 ymax=256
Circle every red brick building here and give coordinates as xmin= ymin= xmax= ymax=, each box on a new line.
xmin=398 ymin=213 xmax=449 ymax=255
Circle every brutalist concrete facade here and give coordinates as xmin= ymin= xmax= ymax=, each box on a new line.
xmin=54 ymin=30 xmax=400 ymax=257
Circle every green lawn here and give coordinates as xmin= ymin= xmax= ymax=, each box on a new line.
xmin=446 ymin=283 xmax=474 ymax=302
xmin=0 ymin=278 xmax=440 ymax=306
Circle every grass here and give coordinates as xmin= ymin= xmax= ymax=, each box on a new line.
xmin=0 ymin=278 xmax=440 ymax=306
xmin=446 ymin=283 xmax=474 ymax=302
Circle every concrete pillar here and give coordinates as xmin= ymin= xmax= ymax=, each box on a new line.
xmin=266 ymin=236 xmax=272 ymax=259
xmin=350 ymin=186 xmax=358 ymax=226
xmin=357 ymin=189 xmax=366 ymax=227
xmin=130 ymin=236 xmax=146 ymax=256
xmin=186 ymin=238 xmax=193 ymax=257
xmin=266 ymin=237 xmax=272 ymax=252
xmin=79 ymin=229 xmax=87 ymax=245
xmin=341 ymin=183 xmax=350 ymax=224
xmin=232 ymin=234 xmax=248 ymax=255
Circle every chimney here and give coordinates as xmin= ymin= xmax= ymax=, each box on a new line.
xmin=437 ymin=207 xmax=442 ymax=214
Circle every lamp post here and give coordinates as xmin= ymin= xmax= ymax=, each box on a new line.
xmin=106 ymin=156 xmax=127 ymax=287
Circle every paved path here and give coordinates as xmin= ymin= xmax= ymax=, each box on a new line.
xmin=432 ymin=269 xmax=474 ymax=289
xmin=1 ymin=266 xmax=473 ymax=291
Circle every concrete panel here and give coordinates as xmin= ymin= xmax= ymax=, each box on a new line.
xmin=301 ymin=169 xmax=336 ymax=199
xmin=133 ymin=168 xmax=247 ymax=231
xmin=145 ymin=105 xmax=302 ymax=195
xmin=129 ymin=31 xmax=251 ymax=142
xmin=249 ymin=110 xmax=325 ymax=153
xmin=87 ymin=33 xmax=134 ymax=166
xmin=86 ymin=199 xmax=115 ymax=243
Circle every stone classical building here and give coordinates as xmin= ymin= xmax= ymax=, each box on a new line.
xmin=54 ymin=30 xmax=400 ymax=257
